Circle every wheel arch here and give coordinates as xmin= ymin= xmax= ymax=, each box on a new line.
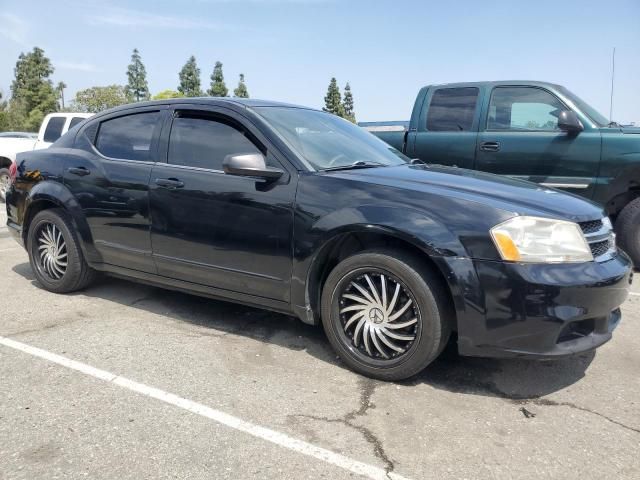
xmin=0 ymin=156 xmax=13 ymax=169
xmin=298 ymin=226 xmax=458 ymax=330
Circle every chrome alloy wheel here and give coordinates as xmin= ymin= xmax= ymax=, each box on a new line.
xmin=0 ymin=172 xmax=9 ymax=202
xmin=338 ymin=271 xmax=420 ymax=361
xmin=36 ymin=223 xmax=68 ymax=280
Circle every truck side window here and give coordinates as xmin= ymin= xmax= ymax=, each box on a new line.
xmin=488 ymin=87 xmax=565 ymax=131
xmin=168 ymin=114 xmax=263 ymax=171
xmin=95 ymin=111 xmax=160 ymax=161
xmin=43 ymin=117 xmax=66 ymax=143
xmin=426 ymin=88 xmax=478 ymax=132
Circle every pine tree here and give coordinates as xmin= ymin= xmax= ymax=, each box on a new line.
xmin=207 ymin=61 xmax=228 ymax=97
xmin=323 ymin=77 xmax=344 ymax=117
xmin=178 ymin=56 xmax=202 ymax=97
xmin=10 ymin=47 xmax=59 ymax=131
xmin=125 ymin=48 xmax=150 ymax=102
xmin=233 ymin=74 xmax=249 ymax=98
xmin=342 ymin=82 xmax=356 ymax=123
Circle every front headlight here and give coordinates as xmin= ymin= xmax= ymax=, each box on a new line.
xmin=490 ymin=216 xmax=593 ymax=263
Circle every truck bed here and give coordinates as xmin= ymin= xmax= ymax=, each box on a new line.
xmin=359 ymin=121 xmax=409 ymax=151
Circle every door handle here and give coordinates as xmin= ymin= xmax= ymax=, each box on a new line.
xmin=480 ymin=141 xmax=501 ymax=152
xmin=67 ymin=167 xmax=90 ymax=176
xmin=155 ymin=178 xmax=184 ymax=189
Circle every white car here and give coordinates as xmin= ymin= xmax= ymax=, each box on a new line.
xmin=0 ymin=113 xmax=92 ymax=201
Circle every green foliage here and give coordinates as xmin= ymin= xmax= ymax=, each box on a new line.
xmin=233 ymin=74 xmax=249 ymax=98
xmin=323 ymin=77 xmax=344 ymax=117
xmin=342 ymin=82 xmax=356 ymax=123
xmin=74 ymin=85 xmax=129 ymax=113
xmin=178 ymin=56 xmax=202 ymax=97
xmin=207 ymin=61 xmax=228 ymax=97
xmin=152 ymin=90 xmax=185 ymax=100
xmin=0 ymin=91 xmax=8 ymax=132
xmin=125 ymin=48 xmax=150 ymax=102
xmin=9 ymin=47 xmax=59 ymax=131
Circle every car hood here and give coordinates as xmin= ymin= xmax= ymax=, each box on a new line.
xmin=621 ymin=126 xmax=640 ymax=134
xmin=329 ymin=164 xmax=604 ymax=222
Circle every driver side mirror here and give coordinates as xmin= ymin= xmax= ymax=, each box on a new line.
xmin=558 ymin=110 xmax=583 ymax=134
xmin=223 ymin=153 xmax=283 ymax=180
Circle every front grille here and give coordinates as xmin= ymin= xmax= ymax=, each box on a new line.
xmin=590 ymin=239 xmax=612 ymax=258
xmin=579 ymin=217 xmax=615 ymax=261
xmin=579 ymin=219 xmax=603 ymax=235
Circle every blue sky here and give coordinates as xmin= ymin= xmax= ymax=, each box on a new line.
xmin=0 ymin=0 xmax=639 ymax=122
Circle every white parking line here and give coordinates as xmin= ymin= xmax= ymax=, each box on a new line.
xmin=0 ymin=336 xmax=410 ymax=480
xmin=630 ymin=292 xmax=640 ymax=297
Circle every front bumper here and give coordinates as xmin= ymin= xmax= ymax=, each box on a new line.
xmin=454 ymin=252 xmax=633 ymax=359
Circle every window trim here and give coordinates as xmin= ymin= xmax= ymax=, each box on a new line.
xmin=425 ymin=87 xmax=480 ymax=132
xmin=165 ymin=108 xmax=268 ymax=173
xmin=92 ymin=109 xmax=163 ymax=163
xmin=485 ymin=85 xmax=570 ymax=133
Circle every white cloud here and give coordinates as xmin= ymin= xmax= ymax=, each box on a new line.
xmin=85 ymin=7 xmax=231 ymax=30
xmin=57 ymin=61 xmax=100 ymax=72
xmin=0 ymin=13 xmax=28 ymax=45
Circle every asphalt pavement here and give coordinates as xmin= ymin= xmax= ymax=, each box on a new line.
xmin=1 ymin=207 xmax=639 ymax=479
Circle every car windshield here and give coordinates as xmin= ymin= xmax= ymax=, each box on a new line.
xmin=556 ymin=86 xmax=610 ymax=127
xmin=254 ymin=107 xmax=410 ymax=171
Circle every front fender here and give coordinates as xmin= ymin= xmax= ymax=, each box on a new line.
xmin=290 ymin=205 xmax=468 ymax=323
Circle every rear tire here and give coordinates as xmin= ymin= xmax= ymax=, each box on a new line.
xmin=27 ymin=209 xmax=96 ymax=293
xmin=0 ymin=167 xmax=9 ymax=203
xmin=616 ymin=198 xmax=640 ymax=268
xmin=321 ymin=249 xmax=452 ymax=381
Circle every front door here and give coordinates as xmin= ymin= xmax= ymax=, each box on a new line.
xmin=65 ymin=108 xmax=163 ymax=273
xmin=149 ymin=107 xmax=296 ymax=302
xmin=475 ymin=86 xmax=601 ymax=198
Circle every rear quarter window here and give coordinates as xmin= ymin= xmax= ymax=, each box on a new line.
xmin=43 ymin=116 xmax=66 ymax=143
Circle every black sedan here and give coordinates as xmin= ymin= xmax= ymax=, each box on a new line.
xmin=5 ymin=98 xmax=632 ymax=380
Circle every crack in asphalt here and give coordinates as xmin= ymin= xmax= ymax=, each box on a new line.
xmin=289 ymin=377 xmax=397 ymax=479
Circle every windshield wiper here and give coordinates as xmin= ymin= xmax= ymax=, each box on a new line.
xmin=608 ymin=121 xmax=620 ymax=127
xmin=321 ymin=161 xmax=386 ymax=172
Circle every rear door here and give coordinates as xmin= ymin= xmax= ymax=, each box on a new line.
xmin=408 ymin=86 xmax=481 ymax=169
xmin=65 ymin=107 xmax=165 ymax=273
xmin=149 ymin=106 xmax=296 ymax=302
xmin=475 ymin=86 xmax=601 ymax=197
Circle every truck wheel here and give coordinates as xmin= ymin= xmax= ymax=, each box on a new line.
xmin=27 ymin=208 xmax=96 ymax=293
xmin=616 ymin=197 xmax=640 ymax=268
xmin=321 ymin=249 xmax=452 ymax=381
xmin=0 ymin=167 xmax=9 ymax=203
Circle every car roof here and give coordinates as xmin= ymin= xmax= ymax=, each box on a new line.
xmin=101 ymin=97 xmax=319 ymax=116
xmin=426 ymin=80 xmax=563 ymax=89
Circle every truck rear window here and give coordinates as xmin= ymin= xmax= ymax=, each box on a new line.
xmin=43 ymin=116 xmax=66 ymax=143
xmin=426 ymin=88 xmax=478 ymax=132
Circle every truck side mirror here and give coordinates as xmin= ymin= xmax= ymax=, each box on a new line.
xmin=223 ymin=153 xmax=283 ymax=180
xmin=558 ymin=110 xmax=583 ymax=134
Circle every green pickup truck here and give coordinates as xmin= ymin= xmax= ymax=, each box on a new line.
xmin=362 ymin=81 xmax=640 ymax=265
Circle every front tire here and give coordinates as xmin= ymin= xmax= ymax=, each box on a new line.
xmin=321 ymin=249 xmax=452 ymax=381
xmin=616 ymin=198 xmax=640 ymax=268
xmin=27 ymin=209 xmax=96 ymax=293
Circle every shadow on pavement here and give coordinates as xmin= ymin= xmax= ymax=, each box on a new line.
xmin=13 ymin=262 xmax=594 ymax=400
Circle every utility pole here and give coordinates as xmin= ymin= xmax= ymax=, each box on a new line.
xmin=609 ymin=47 xmax=615 ymax=121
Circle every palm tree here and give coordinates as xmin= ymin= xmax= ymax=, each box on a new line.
xmin=57 ymin=81 xmax=67 ymax=109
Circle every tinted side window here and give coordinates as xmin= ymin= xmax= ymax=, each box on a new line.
xmin=69 ymin=117 xmax=86 ymax=129
xmin=168 ymin=115 xmax=262 ymax=171
xmin=488 ymin=87 xmax=565 ymax=131
xmin=43 ymin=117 xmax=66 ymax=142
xmin=95 ymin=112 xmax=160 ymax=161
xmin=426 ymin=88 xmax=479 ymax=132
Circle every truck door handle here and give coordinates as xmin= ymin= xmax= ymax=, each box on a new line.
xmin=155 ymin=178 xmax=184 ymax=189
xmin=67 ymin=167 xmax=90 ymax=176
xmin=480 ymin=141 xmax=501 ymax=152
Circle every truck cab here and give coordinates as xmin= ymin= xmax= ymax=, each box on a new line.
xmin=364 ymin=81 xmax=640 ymax=265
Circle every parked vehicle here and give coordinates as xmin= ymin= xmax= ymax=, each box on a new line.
xmin=0 ymin=113 xmax=92 ymax=202
xmin=362 ymin=81 xmax=640 ymax=266
xmin=5 ymin=99 xmax=632 ymax=380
